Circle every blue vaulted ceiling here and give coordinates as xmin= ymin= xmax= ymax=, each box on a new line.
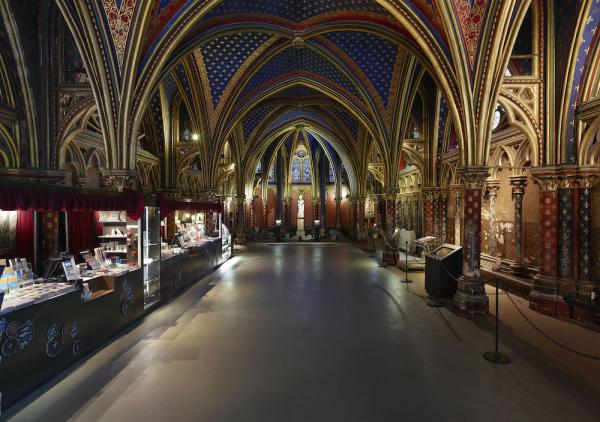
xmin=324 ymin=31 xmax=399 ymax=106
xmin=329 ymin=106 xmax=359 ymax=140
xmin=202 ymin=0 xmax=392 ymax=23
xmin=243 ymin=104 xmax=278 ymax=140
xmin=239 ymin=47 xmax=362 ymax=100
xmin=200 ymin=32 xmax=271 ymax=107
xmin=266 ymin=107 xmax=335 ymax=134
xmin=275 ymin=85 xmax=324 ymax=98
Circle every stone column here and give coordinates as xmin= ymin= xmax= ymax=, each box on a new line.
xmin=485 ymin=180 xmax=501 ymax=258
xmin=335 ymin=197 xmax=342 ymax=229
xmin=529 ymin=173 xmax=561 ymax=315
xmin=454 ymin=167 xmax=489 ymax=315
xmin=509 ymin=176 xmax=528 ymax=275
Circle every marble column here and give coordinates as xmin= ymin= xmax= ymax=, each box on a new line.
xmin=485 ymin=180 xmax=501 ymax=259
xmin=509 ymin=176 xmax=528 ymax=275
xmin=454 ymin=167 xmax=489 ymax=315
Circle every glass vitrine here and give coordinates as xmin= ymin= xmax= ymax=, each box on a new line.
xmin=141 ymin=206 xmax=161 ymax=308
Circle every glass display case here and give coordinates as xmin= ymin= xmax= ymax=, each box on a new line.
xmin=142 ymin=206 xmax=161 ymax=308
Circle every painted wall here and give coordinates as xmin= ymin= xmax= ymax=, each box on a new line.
xmin=480 ymin=169 xmax=540 ymax=267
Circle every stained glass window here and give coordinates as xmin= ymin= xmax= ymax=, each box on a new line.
xmin=328 ymin=165 xmax=335 ymax=183
xmin=302 ymin=161 xmax=311 ymax=183
xmin=291 ymin=157 xmax=301 ymax=183
xmin=268 ymin=163 xmax=275 ymax=183
xmin=255 ymin=161 xmax=261 ymax=174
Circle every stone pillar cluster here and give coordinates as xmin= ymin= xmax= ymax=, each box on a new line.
xmin=529 ymin=166 xmax=599 ymax=316
xmin=454 ymin=167 xmax=489 ymax=315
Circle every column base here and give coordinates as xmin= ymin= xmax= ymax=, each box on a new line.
xmin=454 ymin=276 xmax=489 ymax=315
xmin=529 ymin=275 xmax=569 ymax=317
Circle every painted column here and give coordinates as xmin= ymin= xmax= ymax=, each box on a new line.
xmin=263 ymin=197 xmax=268 ymax=228
xmin=558 ymin=179 xmax=574 ymax=281
xmin=577 ymin=175 xmax=597 ymax=296
xmin=441 ymin=190 xmax=449 ymax=243
xmin=283 ymin=197 xmax=290 ymax=233
xmin=400 ymin=195 xmax=406 ymax=228
xmin=433 ymin=192 xmax=439 ymax=240
xmin=349 ymin=198 xmax=357 ymax=239
xmin=385 ymin=192 xmax=397 ymax=240
xmin=529 ymin=173 xmax=561 ymax=315
xmin=424 ymin=191 xmax=434 ymax=237
xmin=335 ymin=198 xmax=342 ymax=229
xmin=509 ymin=176 xmax=528 ymax=275
xmin=357 ymin=197 xmax=366 ymax=233
xmin=485 ymin=180 xmax=501 ymax=259
xmin=454 ymin=167 xmax=489 ymax=315
xmin=235 ymin=196 xmax=247 ymax=244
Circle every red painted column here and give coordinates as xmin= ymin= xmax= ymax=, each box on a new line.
xmin=529 ymin=174 xmax=562 ymax=315
xmin=454 ymin=167 xmax=489 ymax=315
xmin=350 ymin=198 xmax=357 ymax=238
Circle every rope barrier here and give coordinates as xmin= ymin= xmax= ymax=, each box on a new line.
xmin=503 ymin=289 xmax=600 ymax=361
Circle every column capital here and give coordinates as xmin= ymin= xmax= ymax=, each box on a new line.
xmin=509 ymin=175 xmax=528 ymax=194
xmin=530 ymin=165 xmax=600 ymax=191
xmin=458 ymin=166 xmax=489 ymax=189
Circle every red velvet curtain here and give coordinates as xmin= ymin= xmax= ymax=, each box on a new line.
xmin=68 ymin=211 xmax=100 ymax=262
xmin=15 ymin=210 xmax=34 ymax=264
xmin=0 ymin=185 xmax=143 ymax=220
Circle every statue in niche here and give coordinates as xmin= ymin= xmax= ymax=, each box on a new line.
xmin=297 ymin=192 xmax=305 ymax=219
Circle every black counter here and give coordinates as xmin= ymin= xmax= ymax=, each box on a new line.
xmin=0 ymin=268 xmax=144 ymax=410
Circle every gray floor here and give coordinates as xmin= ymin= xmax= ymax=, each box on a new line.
xmin=5 ymin=244 xmax=600 ymax=421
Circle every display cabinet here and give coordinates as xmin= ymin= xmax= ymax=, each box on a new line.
xmin=141 ymin=206 xmax=161 ymax=308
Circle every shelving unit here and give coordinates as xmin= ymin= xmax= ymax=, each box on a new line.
xmin=96 ymin=211 xmax=139 ymax=264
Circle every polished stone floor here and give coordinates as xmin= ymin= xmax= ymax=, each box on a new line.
xmin=5 ymin=244 xmax=600 ymax=421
